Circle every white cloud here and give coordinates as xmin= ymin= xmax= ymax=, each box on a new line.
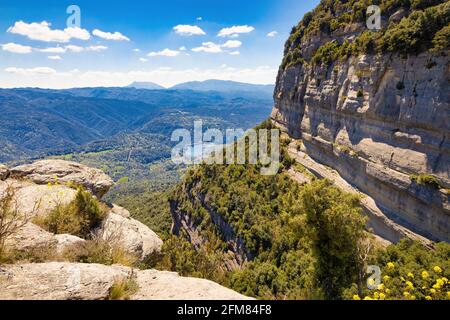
xmin=148 ymin=48 xmax=180 ymax=57
xmin=196 ymin=17 xmax=203 ymax=21
xmin=133 ymin=48 xmax=141 ymax=52
xmin=5 ymin=66 xmax=57 ymax=76
xmin=192 ymin=42 xmax=222 ymax=53
xmin=39 ymin=46 xmax=66 ymax=53
xmin=48 ymin=55 xmax=62 ymax=60
xmin=222 ymin=40 xmax=242 ymax=48
xmin=1 ymin=42 xmax=32 ymax=54
xmin=92 ymin=29 xmax=130 ymax=41
xmin=218 ymin=25 xmax=255 ymax=37
xmin=173 ymin=25 xmax=206 ymax=36
xmin=65 ymin=45 xmax=84 ymax=53
xmin=1 ymin=66 xmax=276 ymax=88
xmin=139 ymin=58 xmax=148 ymax=62
xmin=87 ymin=45 xmax=108 ymax=52
xmin=267 ymin=31 xmax=278 ymax=37
xmin=229 ymin=51 xmax=240 ymax=56
xmin=7 ymin=21 xmax=90 ymax=42
xmin=179 ymin=46 xmax=187 ymax=51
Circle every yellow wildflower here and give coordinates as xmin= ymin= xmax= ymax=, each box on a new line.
xmin=447 ymin=292 xmax=450 ymax=299
xmin=374 ymin=292 xmax=379 ymax=299
xmin=422 ymin=271 xmax=429 ymax=279
xmin=407 ymin=272 xmax=414 ymax=278
xmin=425 ymin=296 xmax=432 ymax=301
xmin=400 ymin=276 xmax=405 ymax=282
xmin=436 ymin=279 xmax=444 ymax=287
xmin=442 ymin=277 xmax=448 ymax=284
xmin=433 ymin=266 xmax=442 ymax=274
xmin=353 ymin=295 xmax=361 ymax=300
xmin=378 ymin=283 xmax=385 ymax=291
xmin=387 ymin=262 xmax=395 ymax=269
xmin=405 ymin=281 xmax=414 ymax=289
xmin=403 ymin=292 xmax=410 ymax=298
xmin=379 ymin=293 xmax=386 ymax=300
xmin=430 ymin=288 xmax=436 ymax=294
xmin=363 ymin=296 xmax=373 ymax=300
xmin=385 ymin=288 xmax=391 ymax=294
xmin=383 ymin=275 xmax=390 ymax=281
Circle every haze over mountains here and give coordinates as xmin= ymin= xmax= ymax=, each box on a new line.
xmin=127 ymin=79 xmax=275 ymax=95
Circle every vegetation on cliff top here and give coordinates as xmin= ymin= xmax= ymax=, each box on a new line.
xmin=282 ymin=0 xmax=450 ymax=69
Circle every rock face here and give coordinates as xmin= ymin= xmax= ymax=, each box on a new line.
xmin=0 ymin=263 xmax=250 ymax=300
xmin=271 ymin=24 xmax=449 ymax=242
xmin=9 ymin=160 xmax=114 ymax=198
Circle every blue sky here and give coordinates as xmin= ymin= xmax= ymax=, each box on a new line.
xmin=0 ymin=0 xmax=319 ymax=88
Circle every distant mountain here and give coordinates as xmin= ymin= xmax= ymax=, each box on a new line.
xmin=127 ymin=81 xmax=165 ymax=90
xmin=170 ymin=80 xmax=275 ymax=95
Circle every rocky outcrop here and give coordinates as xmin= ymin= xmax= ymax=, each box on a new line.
xmin=272 ymin=20 xmax=450 ymax=242
xmin=9 ymin=160 xmax=114 ymax=198
xmin=101 ymin=205 xmax=163 ymax=260
xmin=1 ymin=161 xmax=162 ymax=261
xmin=0 ymin=263 xmax=250 ymax=300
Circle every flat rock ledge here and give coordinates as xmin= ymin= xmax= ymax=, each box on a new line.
xmin=8 ymin=160 xmax=114 ymax=198
xmin=0 ymin=263 xmax=250 ymax=300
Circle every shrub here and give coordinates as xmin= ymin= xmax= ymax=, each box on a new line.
xmin=34 ymin=188 xmax=108 ymax=239
xmin=410 ymin=174 xmax=442 ymax=189
xmin=0 ymin=186 xmax=33 ymax=261
xmin=108 ymin=276 xmax=139 ymax=300
xmin=62 ymin=231 xmax=138 ymax=267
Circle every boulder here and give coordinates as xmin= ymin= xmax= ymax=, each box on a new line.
xmin=5 ymin=223 xmax=57 ymax=252
xmin=0 ymin=262 xmax=251 ymax=300
xmin=100 ymin=207 xmax=163 ymax=260
xmin=54 ymin=234 xmax=86 ymax=255
xmin=0 ymin=263 xmax=130 ymax=300
xmin=9 ymin=160 xmax=114 ymax=198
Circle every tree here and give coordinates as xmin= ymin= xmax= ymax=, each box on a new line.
xmin=301 ymin=179 xmax=367 ymax=299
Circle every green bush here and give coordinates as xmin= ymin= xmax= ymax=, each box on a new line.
xmin=410 ymin=174 xmax=442 ymax=189
xmin=108 ymin=277 xmax=139 ymax=300
xmin=33 ymin=188 xmax=108 ymax=239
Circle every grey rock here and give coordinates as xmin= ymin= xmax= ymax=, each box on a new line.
xmin=0 ymin=263 xmax=250 ymax=300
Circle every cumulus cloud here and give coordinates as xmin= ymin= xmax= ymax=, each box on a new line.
xmin=267 ymin=31 xmax=278 ymax=37
xmin=192 ymin=42 xmax=223 ymax=53
xmin=148 ymin=48 xmax=180 ymax=57
xmin=229 ymin=51 xmax=240 ymax=56
xmin=218 ymin=25 xmax=255 ymax=37
xmin=221 ymin=40 xmax=242 ymax=48
xmin=179 ymin=46 xmax=187 ymax=51
xmin=1 ymin=42 xmax=32 ymax=54
xmin=173 ymin=25 xmax=206 ymax=36
xmin=39 ymin=46 xmax=66 ymax=53
xmin=65 ymin=45 xmax=84 ymax=53
xmin=92 ymin=29 xmax=130 ymax=41
xmin=48 ymin=55 xmax=62 ymax=60
xmin=196 ymin=17 xmax=203 ymax=21
xmin=7 ymin=21 xmax=90 ymax=42
xmin=192 ymin=40 xmax=243 ymax=54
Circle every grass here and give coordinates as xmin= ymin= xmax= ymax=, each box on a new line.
xmin=62 ymin=232 xmax=139 ymax=267
xmin=108 ymin=276 xmax=139 ymax=300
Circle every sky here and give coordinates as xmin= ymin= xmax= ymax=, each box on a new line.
xmin=0 ymin=0 xmax=319 ymax=88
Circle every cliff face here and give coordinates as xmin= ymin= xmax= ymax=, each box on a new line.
xmin=271 ymin=8 xmax=449 ymax=242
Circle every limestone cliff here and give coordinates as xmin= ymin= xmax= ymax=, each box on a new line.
xmin=271 ymin=2 xmax=450 ymax=242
